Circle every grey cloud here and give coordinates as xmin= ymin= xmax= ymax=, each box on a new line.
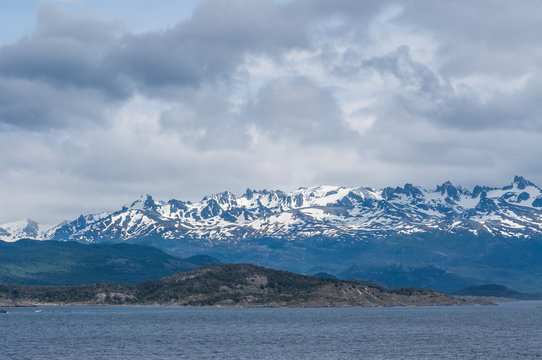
xmin=0 ymin=0 xmax=320 ymax=130
xmin=361 ymin=46 xmax=456 ymax=127
xmin=0 ymin=0 xmax=393 ymax=131
xmin=356 ymin=45 xmax=542 ymax=182
xmin=245 ymin=77 xmax=355 ymax=144
xmin=1 ymin=0 xmax=389 ymax=95
xmin=362 ymin=46 xmax=542 ymax=132
xmin=363 ymin=46 xmax=452 ymax=98
xmin=35 ymin=2 xmax=121 ymax=43
xmin=114 ymin=0 xmax=311 ymax=94
xmin=0 ymin=4 xmax=128 ymax=129
xmin=0 ymin=4 xmax=127 ymax=98
xmin=0 ymin=77 xmax=115 ymax=130
xmin=159 ymin=86 xmax=251 ymax=149
xmin=393 ymin=0 xmax=542 ymax=77
xmin=183 ymin=0 xmax=307 ymax=51
xmin=286 ymin=0 xmax=387 ymax=23
xmin=160 ymin=77 xmax=355 ymax=148
xmin=4 ymin=0 xmax=541 ymax=132
xmin=439 ymin=73 xmax=542 ymax=131
xmin=360 ymin=120 xmax=542 ymax=189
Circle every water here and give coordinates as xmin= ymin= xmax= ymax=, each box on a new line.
xmin=1 ymin=302 xmax=542 ymax=359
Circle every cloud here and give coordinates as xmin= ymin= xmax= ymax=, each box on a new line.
xmin=2 ymin=0 xmax=542 ymax=223
xmin=0 ymin=3 xmax=127 ymax=129
xmin=245 ymin=77 xmax=354 ymax=144
xmin=0 ymin=0 xmax=316 ymax=130
xmin=159 ymin=85 xmax=251 ymax=149
xmin=362 ymin=46 xmax=542 ymax=132
xmin=0 ymin=4 xmax=126 ymax=97
xmin=159 ymin=77 xmax=356 ymax=149
xmin=0 ymin=77 xmax=118 ymax=130
xmin=393 ymin=0 xmax=542 ymax=77
xmin=105 ymin=0 xmax=313 ymax=95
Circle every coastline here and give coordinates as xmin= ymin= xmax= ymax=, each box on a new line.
xmin=0 ymin=298 xmax=493 ymax=308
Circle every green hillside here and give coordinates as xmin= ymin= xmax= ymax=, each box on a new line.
xmin=0 ymin=239 xmax=220 ymax=286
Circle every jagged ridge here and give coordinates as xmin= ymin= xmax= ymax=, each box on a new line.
xmin=2 ymin=176 xmax=542 ymax=243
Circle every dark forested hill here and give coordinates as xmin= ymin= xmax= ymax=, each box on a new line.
xmin=452 ymin=284 xmax=541 ymax=300
xmin=0 ymin=240 xmax=220 ymax=286
xmin=0 ymin=264 xmax=480 ymax=307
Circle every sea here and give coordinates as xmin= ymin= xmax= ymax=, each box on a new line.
xmin=1 ymin=301 xmax=541 ymax=359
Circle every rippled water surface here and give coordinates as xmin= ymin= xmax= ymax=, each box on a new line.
xmin=1 ymin=302 xmax=542 ymax=359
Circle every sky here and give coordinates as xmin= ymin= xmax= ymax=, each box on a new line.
xmin=1 ymin=0 xmax=542 ymax=224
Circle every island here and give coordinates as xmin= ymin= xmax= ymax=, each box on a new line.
xmin=0 ymin=264 xmax=488 ymax=307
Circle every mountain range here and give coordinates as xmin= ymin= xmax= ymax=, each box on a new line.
xmin=2 ymin=176 xmax=542 ymax=292
xmin=3 ymin=175 xmax=541 ymax=243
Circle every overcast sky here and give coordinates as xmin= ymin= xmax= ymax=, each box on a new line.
xmin=1 ymin=0 xmax=542 ymax=224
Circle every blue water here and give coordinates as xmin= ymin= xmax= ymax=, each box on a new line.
xmin=1 ymin=302 xmax=542 ymax=359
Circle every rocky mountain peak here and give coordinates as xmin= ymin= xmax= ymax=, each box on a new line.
xmin=513 ymin=175 xmax=535 ymax=190
xmin=436 ymin=181 xmax=459 ymax=201
xmin=3 ymin=177 xmax=542 ymax=243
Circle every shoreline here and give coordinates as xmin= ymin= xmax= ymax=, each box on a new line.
xmin=0 ymin=300 xmax=496 ymax=309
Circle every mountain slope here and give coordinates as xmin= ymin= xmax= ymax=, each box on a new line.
xmin=0 ymin=264 xmax=478 ymax=307
xmin=340 ymin=264 xmax=474 ymax=293
xmin=0 ymin=240 xmax=220 ymax=286
xmin=3 ymin=176 xmax=542 ymax=292
xmin=3 ymin=176 xmax=541 ymax=244
xmin=452 ymin=284 xmax=541 ymax=300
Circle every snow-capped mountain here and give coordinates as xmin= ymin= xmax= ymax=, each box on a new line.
xmin=3 ymin=176 xmax=542 ymax=244
xmin=0 ymin=219 xmax=54 ymax=243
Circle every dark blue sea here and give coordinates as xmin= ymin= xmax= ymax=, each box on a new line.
xmin=1 ymin=301 xmax=542 ymax=359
